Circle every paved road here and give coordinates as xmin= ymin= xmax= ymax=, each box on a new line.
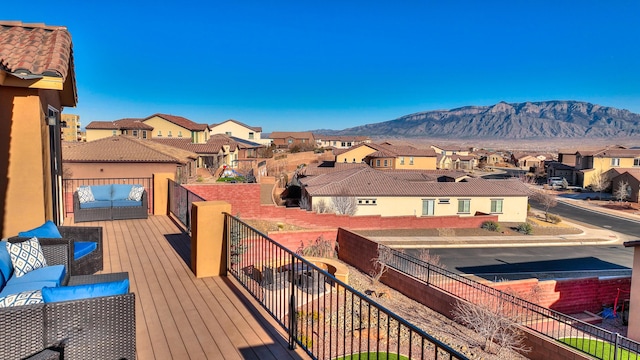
xmin=407 ymin=245 xmax=633 ymax=281
xmin=534 ymin=200 xmax=640 ymax=238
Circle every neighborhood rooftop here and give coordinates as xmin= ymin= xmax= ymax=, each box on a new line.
xmin=63 ymin=136 xmax=197 ymax=163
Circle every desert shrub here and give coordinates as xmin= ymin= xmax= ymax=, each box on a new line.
xmin=516 ymin=223 xmax=533 ymax=235
xmin=481 ymin=221 xmax=501 ymax=232
xmin=313 ymin=199 xmax=329 ymax=213
xmin=547 ymin=214 xmax=562 ymax=224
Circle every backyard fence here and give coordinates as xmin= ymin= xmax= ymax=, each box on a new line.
xmin=223 ymin=213 xmax=468 ymax=360
xmin=384 ymin=247 xmax=640 ymax=360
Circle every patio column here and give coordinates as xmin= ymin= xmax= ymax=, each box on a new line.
xmin=624 ymin=241 xmax=640 ymax=341
xmin=191 ymin=201 xmax=231 ymax=277
xmin=153 ymin=172 xmax=174 ymax=215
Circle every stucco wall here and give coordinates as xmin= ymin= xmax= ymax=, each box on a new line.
xmin=86 ymin=129 xmax=118 ymax=142
xmin=1 ymin=87 xmax=55 ymax=237
xmin=312 ymin=195 xmax=528 ymax=222
xmin=144 ymin=115 xmax=208 ymax=143
xmin=336 ymin=146 xmax=375 ymax=163
xmin=394 ymin=156 xmax=437 ymax=170
xmin=210 ymin=121 xmax=260 ymax=141
xmin=64 ymin=162 xmax=178 ymax=179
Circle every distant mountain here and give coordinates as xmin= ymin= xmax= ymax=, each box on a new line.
xmin=317 ymin=101 xmax=640 ymax=139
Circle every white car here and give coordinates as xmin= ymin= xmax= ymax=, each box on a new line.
xmin=548 ymin=177 xmax=565 ymax=187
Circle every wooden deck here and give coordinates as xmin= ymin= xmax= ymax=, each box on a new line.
xmin=67 ymin=215 xmax=309 ymax=360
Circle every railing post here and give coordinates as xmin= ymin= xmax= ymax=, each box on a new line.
xmin=614 ymin=333 xmax=619 ymax=360
xmin=288 ymin=253 xmax=297 ymax=349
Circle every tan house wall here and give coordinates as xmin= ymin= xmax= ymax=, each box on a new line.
xmin=337 ymin=145 xmax=376 ymax=164
xmin=312 ymin=194 xmax=528 ymax=222
xmin=210 ymin=121 xmax=263 ymax=143
xmin=583 ymin=157 xmax=637 ymax=188
xmin=86 ymin=128 xmax=118 ymax=142
xmin=395 ymin=156 xmax=437 ymax=170
xmin=143 ymin=115 xmax=208 ymax=143
xmin=1 ymin=87 xmax=60 ymax=237
xmin=64 ymin=162 xmax=182 ymax=180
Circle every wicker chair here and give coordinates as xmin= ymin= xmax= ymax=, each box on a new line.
xmin=9 ymin=226 xmax=103 ymax=276
xmin=73 ymin=189 xmax=148 ymax=222
xmin=0 ymin=242 xmax=135 ymax=359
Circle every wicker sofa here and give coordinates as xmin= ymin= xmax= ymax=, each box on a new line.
xmin=9 ymin=225 xmax=103 ymax=276
xmin=73 ymin=184 xmax=148 ymax=222
xmin=0 ymin=240 xmax=135 ymax=360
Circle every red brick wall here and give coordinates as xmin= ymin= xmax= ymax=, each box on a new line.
xmin=266 ymin=229 xmax=338 ymax=253
xmin=336 ymin=228 xmax=596 ymax=360
xmin=184 ymin=183 xmax=498 ymax=230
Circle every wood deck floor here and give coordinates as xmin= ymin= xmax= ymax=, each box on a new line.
xmin=67 ymin=215 xmax=309 ymax=360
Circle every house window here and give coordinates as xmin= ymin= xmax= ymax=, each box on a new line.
xmin=168 ymin=131 xmax=172 ymax=138
xmin=178 ymin=131 xmax=183 ymax=137
xmin=611 ymin=158 xmax=620 ymax=167
xmin=458 ymin=199 xmax=470 ymax=214
xmin=490 ymin=199 xmax=503 ymax=213
xmin=347 ymin=142 xmax=352 ymax=147
xmin=302 ymin=139 xmax=306 ymax=143
xmin=352 ymin=158 xmax=356 ymax=163
xmin=142 ymin=130 xmax=147 ymax=139
xmin=333 ymin=141 xmax=337 ymax=146
xmin=344 ymin=158 xmax=347 ymax=163
xmin=410 ymin=157 xmax=414 ymax=165
xmin=122 ymin=130 xmax=128 ymax=135
xmin=400 ymin=157 xmax=405 ymax=165
xmin=383 ymin=159 xmax=388 ymax=167
xmin=341 ymin=142 xmax=346 ymax=147
xmin=132 ymin=130 xmax=138 ymax=137
xmin=288 ymin=139 xmax=293 ymax=144
xmin=112 ymin=130 xmax=117 ymax=136
xmin=634 ymin=158 xmax=640 ymax=167
xmin=157 ymin=131 xmax=162 ymax=137
xmin=422 ymin=199 xmax=435 ymax=216
xmin=376 ymin=159 xmax=380 ymax=167
xmin=249 ymin=132 xmax=254 ymax=139
xmin=225 ymin=131 xmax=232 ymax=136
xmin=357 ymin=198 xmax=377 ymax=205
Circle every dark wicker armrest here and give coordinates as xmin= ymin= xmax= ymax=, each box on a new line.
xmin=0 ymin=303 xmax=46 ymax=359
xmin=58 ymin=226 xmax=103 ymax=275
xmin=44 ymin=293 xmax=136 ymax=360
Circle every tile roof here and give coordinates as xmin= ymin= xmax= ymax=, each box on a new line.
xmin=210 ymin=119 xmax=262 ymax=132
xmin=63 ymin=136 xmax=196 ymax=163
xmin=151 ymin=134 xmax=239 ymax=154
xmin=85 ymin=118 xmax=153 ymax=130
xmin=146 ymin=114 xmax=209 ymax=131
xmin=314 ymin=135 xmax=371 ymax=142
xmin=0 ymin=21 xmax=72 ymax=79
xmin=300 ymin=167 xmax=529 ymax=197
xmin=268 ymin=131 xmax=315 ymax=139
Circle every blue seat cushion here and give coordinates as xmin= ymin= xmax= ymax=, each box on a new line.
xmin=18 ymin=220 xmax=62 ymax=238
xmin=79 ymin=200 xmax=112 ymax=209
xmin=112 ymin=184 xmax=133 ymax=200
xmin=0 ymin=242 xmax=13 ymax=288
xmin=42 ymin=279 xmax=129 ymax=303
xmin=74 ymin=242 xmax=97 ymax=260
xmin=0 ymin=281 xmax=59 ymax=298
xmin=6 ymin=265 xmax=66 ymax=287
xmin=112 ymin=199 xmax=142 ymax=208
xmin=90 ymin=185 xmax=112 ymax=201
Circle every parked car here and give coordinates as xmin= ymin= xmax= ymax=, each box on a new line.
xmin=548 ymin=176 xmax=565 ymax=187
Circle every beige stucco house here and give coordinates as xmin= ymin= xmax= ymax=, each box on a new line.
xmin=85 ymin=118 xmax=154 ymax=141
xmin=315 ymin=135 xmax=371 ymax=149
xmin=557 ymin=147 xmax=640 ymax=188
xmin=336 ymin=143 xmax=438 ymax=170
xmin=299 ymin=167 xmax=529 ymax=222
xmin=210 ymin=119 xmax=271 ymax=145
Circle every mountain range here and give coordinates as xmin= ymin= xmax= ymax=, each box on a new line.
xmin=316 ymin=101 xmax=640 ymax=139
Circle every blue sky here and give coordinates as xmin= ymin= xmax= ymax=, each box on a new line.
xmin=5 ymin=1 xmax=640 ymax=132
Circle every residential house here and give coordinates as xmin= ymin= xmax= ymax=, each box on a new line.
xmin=0 ymin=21 xmax=77 ymax=236
xmin=510 ymin=153 xmax=554 ymax=171
xmin=567 ymin=147 xmax=640 ymax=189
xmin=298 ymin=167 xmax=529 ymax=222
xmin=431 ymin=145 xmax=477 ymax=170
xmin=61 ymin=113 xmax=83 ymax=141
xmin=546 ymin=162 xmax=575 ymax=184
xmin=610 ymin=169 xmax=640 ymax=202
xmin=63 ymin=136 xmax=197 ymax=183
xmin=315 ymin=135 xmax=371 ymax=149
xmin=269 ymin=131 xmax=315 ymax=149
xmin=151 ymin=134 xmax=240 ymax=171
xmin=85 ymin=118 xmax=153 ymax=141
xmin=210 ymin=119 xmax=271 ymax=145
xmin=143 ymin=113 xmax=210 ymax=143
xmin=336 ymin=143 xmax=438 ymax=170
xmin=473 ymin=150 xmax=505 ymax=167
xmin=430 ymin=144 xmax=470 ymax=157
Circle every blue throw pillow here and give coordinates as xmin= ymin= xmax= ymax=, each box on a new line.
xmin=42 ymin=279 xmax=129 ymax=303
xmin=18 ymin=220 xmax=62 ymax=238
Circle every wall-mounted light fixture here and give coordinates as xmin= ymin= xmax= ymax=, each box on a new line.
xmin=47 ymin=116 xmax=57 ymax=126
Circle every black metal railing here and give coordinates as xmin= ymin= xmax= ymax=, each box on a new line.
xmin=224 ymin=214 xmax=468 ymax=360
xmin=384 ymin=247 xmax=640 ymax=360
xmin=168 ymin=179 xmax=205 ymax=231
xmin=63 ymin=177 xmax=153 ymax=217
